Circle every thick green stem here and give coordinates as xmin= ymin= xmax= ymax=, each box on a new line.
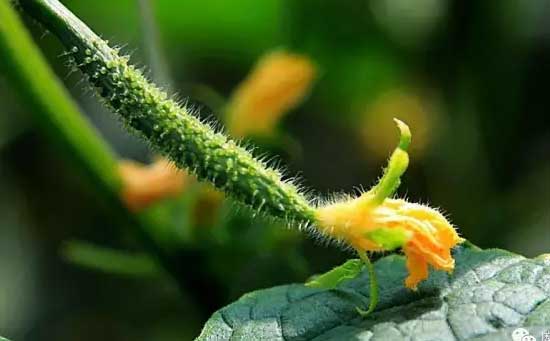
xmin=19 ymin=0 xmax=317 ymax=225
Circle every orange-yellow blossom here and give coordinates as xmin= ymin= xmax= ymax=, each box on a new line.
xmin=316 ymin=195 xmax=463 ymax=289
xmin=315 ymin=119 xmax=463 ymax=290
xmin=226 ymin=50 xmax=316 ymax=137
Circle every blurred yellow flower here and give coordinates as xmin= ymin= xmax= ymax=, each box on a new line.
xmin=118 ymin=158 xmax=188 ymax=211
xmin=226 ymin=50 xmax=316 ymax=137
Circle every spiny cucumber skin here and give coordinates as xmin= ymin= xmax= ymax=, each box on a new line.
xmin=65 ymin=39 xmax=316 ymax=224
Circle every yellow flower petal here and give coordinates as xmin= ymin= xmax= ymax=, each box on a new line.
xmin=404 ymin=248 xmax=429 ymax=290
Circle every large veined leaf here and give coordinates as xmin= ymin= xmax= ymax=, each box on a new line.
xmin=197 ymin=244 xmax=550 ymax=340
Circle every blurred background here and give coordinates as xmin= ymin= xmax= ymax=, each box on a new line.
xmin=1 ymin=0 xmax=550 ymax=339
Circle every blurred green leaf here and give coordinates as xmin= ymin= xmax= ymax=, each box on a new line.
xmin=197 ymin=244 xmax=550 ymax=340
xmin=305 ymin=259 xmax=363 ymax=289
xmin=62 ymin=240 xmax=161 ymax=277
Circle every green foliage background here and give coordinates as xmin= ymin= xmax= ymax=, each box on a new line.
xmin=0 ymin=0 xmax=549 ymax=340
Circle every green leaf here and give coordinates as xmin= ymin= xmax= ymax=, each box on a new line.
xmin=305 ymin=259 xmax=363 ymax=289
xmin=197 ymin=245 xmax=550 ymax=340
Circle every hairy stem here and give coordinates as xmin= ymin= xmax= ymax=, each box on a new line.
xmin=19 ymin=0 xmax=317 ymax=225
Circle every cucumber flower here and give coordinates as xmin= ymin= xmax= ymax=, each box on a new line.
xmin=315 ymin=119 xmax=463 ymax=289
